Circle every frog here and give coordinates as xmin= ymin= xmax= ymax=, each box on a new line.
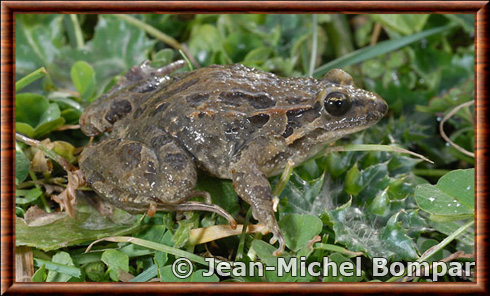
xmin=79 ymin=60 xmax=388 ymax=256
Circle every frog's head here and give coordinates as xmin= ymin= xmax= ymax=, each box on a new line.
xmin=312 ymin=69 xmax=388 ymax=142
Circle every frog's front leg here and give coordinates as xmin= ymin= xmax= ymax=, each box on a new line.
xmin=230 ymin=139 xmax=287 ymax=256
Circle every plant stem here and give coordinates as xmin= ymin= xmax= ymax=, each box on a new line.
xmin=272 ymin=159 xmax=295 ymax=197
xmin=308 ymin=14 xmax=318 ymax=77
xmin=16 ymin=67 xmax=48 ymax=92
xmin=236 ymin=207 xmax=253 ymax=261
xmin=413 ymin=169 xmax=450 ymax=178
xmin=115 ymin=14 xmax=198 ymax=68
xmin=325 ymin=144 xmax=433 ymax=164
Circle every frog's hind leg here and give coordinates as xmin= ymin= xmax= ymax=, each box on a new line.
xmin=80 ymin=134 xmax=237 ymax=227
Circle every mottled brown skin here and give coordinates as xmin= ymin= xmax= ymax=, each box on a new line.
xmin=79 ymin=61 xmax=388 ymax=255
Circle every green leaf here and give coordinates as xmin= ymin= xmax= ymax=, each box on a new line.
xmin=70 ymin=61 xmax=96 ymax=102
xmin=101 ymin=249 xmax=129 ymax=282
xmin=327 ymin=198 xmax=419 ymax=261
xmin=152 ymin=48 xmax=175 ymax=67
xmin=278 ymin=171 xmax=327 ymax=216
xmin=371 ymin=15 xmax=430 ymax=35
xmin=33 ymin=117 xmax=65 ymax=138
xmin=243 ymin=46 xmax=273 ymax=64
xmin=62 ymin=15 xmax=156 ymax=97
xmin=345 ymin=163 xmax=362 ymax=195
xmin=16 ymin=67 xmax=48 ymax=92
xmin=15 ymin=93 xmax=49 ymax=127
xmin=16 ymin=188 xmax=42 ymax=204
xmin=34 ymin=257 xmax=81 ymax=279
xmin=428 ymin=219 xmax=474 ymax=246
xmin=15 ymin=122 xmax=35 ymax=138
xmin=322 ymin=253 xmax=362 ymax=282
xmin=84 ymin=262 xmax=107 ymax=282
xmin=173 ymin=212 xmax=199 ymax=248
xmin=159 ymin=266 xmax=219 ymax=282
xmin=419 ymin=239 xmax=443 ymax=262
xmin=16 ymin=93 xmax=65 ymax=138
xmin=38 ymin=103 xmax=61 ymax=126
xmin=278 ymin=214 xmax=322 ymax=252
xmin=196 ymin=174 xmax=240 ymax=217
xmin=32 ymin=264 xmax=47 ymax=282
xmin=368 ymin=187 xmax=390 ymax=216
xmin=15 ymin=150 xmax=31 ymax=182
xmin=314 ymin=24 xmax=456 ymax=77
xmin=16 ymin=198 xmax=140 ymax=251
xmin=46 ymin=251 xmax=78 ymax=282
xmin=188 ymin=24 xmax=223 ymax=64
xmin=251 ymin=239 xmax=299 ymax=282
xmin=444 ymin=14 xmax=474 ymax=34
xmin=15 ymin=15 xmax=65 ymax=82
xmin=130 ymin=264 xmax=158 ymax=282
xmin=224 ymin=32 xmax=264 ymax=62
xmin=415 ymin=169 xmax=474 ymax=219
xmin=380 ymin=211 xmax=419 ymax=260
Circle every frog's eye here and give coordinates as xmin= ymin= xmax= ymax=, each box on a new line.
xmin=324 ymin=92 xmax=351 ymax=117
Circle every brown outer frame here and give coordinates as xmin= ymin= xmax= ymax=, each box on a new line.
xmin=1 ymin=1 xmax=488 ymax=294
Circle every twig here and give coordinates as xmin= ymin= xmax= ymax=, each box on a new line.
xmin=402 ymin=251 xmax=474 ymax=282
xmin=115 ymin=14 xmax=199 ymax=68
xmin=15 ymin=133 xmax=76 ymax=172
xmin=439 ymin=100 xmax=475 ymax=158
xmin=370 ymin=22 xmax=382 ymax=46
xmin=325 ymin=144 xmax=434 ymax=164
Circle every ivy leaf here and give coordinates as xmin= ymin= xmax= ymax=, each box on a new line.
xmin=278 ymin=171 xmax=328 ymax=216
xmin=379 ymin=211 xmax=419 ymax=260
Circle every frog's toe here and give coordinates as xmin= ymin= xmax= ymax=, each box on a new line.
xmin=261 ymin=212 xmax=285 ymax=256
xmin=272 ymin=234 xmax=286 ymax=256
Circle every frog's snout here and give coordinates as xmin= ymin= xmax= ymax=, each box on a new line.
xmin=376 ymin=97 xmax=388 ymax=116
xmin=364 ymin=94 xmax=388 ymax=123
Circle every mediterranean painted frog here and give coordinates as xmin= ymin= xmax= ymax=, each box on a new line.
xmin=79 ymin=60 xmax=388 ymax=255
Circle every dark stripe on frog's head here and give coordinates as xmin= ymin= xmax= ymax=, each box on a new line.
xmin=282 ymin=102 xmax=322 ymax=138
xmin=219 ymin=91 xmax=276 ymax=109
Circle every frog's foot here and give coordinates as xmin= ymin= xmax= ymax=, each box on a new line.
xmin=254 ymin=209 xmax=286 ymax=256
xmin=156 ymin=201 xmax=237 ymax=229
xmin=130 ymin=59 xmax=186 ymax=79
xmin=153 ymin=60 xmax=186 ymax=76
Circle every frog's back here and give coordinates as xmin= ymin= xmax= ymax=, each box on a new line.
xmin=126 ymin=64 xmax=317 ymax=176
